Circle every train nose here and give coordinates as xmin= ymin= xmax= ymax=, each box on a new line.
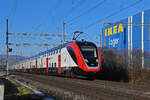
xmin=85 ymin=58 xmax=98 ymax=67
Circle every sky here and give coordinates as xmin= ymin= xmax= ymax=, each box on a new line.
xmin=0 ymin=0 xmax=150 ymax=57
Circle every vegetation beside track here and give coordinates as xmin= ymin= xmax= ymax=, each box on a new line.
xmin=129 ymin=68 xmax=150 ymax=84
xmin=0 ymin=73 xmax=42 ymax=100
xmin=100 ymin=49 xmax=150 ymax=84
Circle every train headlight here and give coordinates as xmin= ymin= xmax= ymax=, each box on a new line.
xmin=96 ymin=59 xmax=98 ymax=62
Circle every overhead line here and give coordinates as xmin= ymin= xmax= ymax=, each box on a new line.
xmin=32 ymin=0 xmax=62 ymax=33
xmin=80 ymin=0 xmax=144 ymax=30
xmin=66 ymin=0 xmax=108 ymax=23
xmin=8 ymin=0 xmax=18 ymax=28
xmin=8 ymin=43 xmax=59 ymax=47
xmin=105 ymin=0 xmax=144 ymax=19
xmin=8 ymin=33 xmax=64 ymax=37
xmin=63 ymin=0 xmax=87 ymax=19
xmin=8 ymin=0 xmax=18 ymax=19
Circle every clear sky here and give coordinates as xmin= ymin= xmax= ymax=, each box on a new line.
xmin=0 ymin=0 xmax=149 ymax=57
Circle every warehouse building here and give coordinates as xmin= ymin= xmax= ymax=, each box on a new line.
xmin=102 ymin=8 xmax=150 ymax=68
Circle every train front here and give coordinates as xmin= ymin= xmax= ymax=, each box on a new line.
xmin=67 ymin=41 xmax=101 ymax=76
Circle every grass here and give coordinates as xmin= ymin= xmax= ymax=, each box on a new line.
xmin=8 ymin=79 xmax=34 ymax=96
xmin=0 ymin=72 xmax=4 ymax=78
xmin=0 ymin=73 xmax=42 ymax=100
xmin=128 ymin=68 xmax=150 ymax=84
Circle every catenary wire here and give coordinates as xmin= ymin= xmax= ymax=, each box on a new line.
xmin=79 ymin=0 xmax=144 ymax=30
xmin=63 ymin=0 xmax=87 ymax=19
xmin=66 ymin=0 xmax=108 ymax=23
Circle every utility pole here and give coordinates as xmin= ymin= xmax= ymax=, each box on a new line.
xmin=96 ymin=33 xmax=99 ymax=46
xmin=6 ymin=19 xmax=9 ymax=76
xmin=100 ymin=33 xmax=102 ymax=47
xmin=63 ymin=21 xmax=66 ymax=43
xmin=141 ymin=11 xmax=144 ymax=68
xmin=103 ymin=18 xmax=106 ymax=47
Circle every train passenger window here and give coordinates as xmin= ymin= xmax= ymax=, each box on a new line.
xmin=54 ymin=63 xmax=56 ymax=67
xmin=52 ymin=63 xmax=53 ymax=68
xmin=59 ymin=49 xmax=61 ymax=53
xmin=56 ymin=50 xmax=58 ymax=54
xmin=67 ymin=47 xmax=77 ymax=64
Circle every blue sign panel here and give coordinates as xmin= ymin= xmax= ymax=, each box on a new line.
xmin=104 ymin=23 xmax=125 ymax=49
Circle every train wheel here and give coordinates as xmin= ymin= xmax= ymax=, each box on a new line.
xmin=70 ymin=72 xmax=76 ymax=78
xmin=64 ymin=71 xmax=71 ymax=78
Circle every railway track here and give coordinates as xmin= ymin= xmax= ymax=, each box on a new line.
xmin=11 ymin=72 xmax=150 ymax=100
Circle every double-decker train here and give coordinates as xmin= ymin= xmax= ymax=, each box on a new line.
xmin=10 ymin=40 xmax=101 ymax=78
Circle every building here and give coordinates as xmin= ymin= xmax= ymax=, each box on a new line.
xmin=102 ymin=8 xmax=150 ymax=68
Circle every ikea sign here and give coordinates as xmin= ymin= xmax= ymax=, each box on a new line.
xmin=104 ymin=24 xmax=124 ymax=37
xmin=104 ymin=24 xmax=124 ymax=48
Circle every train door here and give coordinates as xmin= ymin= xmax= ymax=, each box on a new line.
xmin=58 ymin=53 xmax=61 ymax=74
xmin=46 ymin=57 xmax=49 ymax=73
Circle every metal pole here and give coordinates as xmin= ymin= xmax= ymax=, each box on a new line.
xmin=63 ymin=21 xmax=66 ymax=43
xmin=103 ymin=18 xmax=106 ymax=47
xmin=6 ymin=19 xmax=9 ymax=76
xmin=130 ymin=16 xmax=133 ymax=67
xmin=96 ymin=33 xmax=99 ymax=46
xmin=100 ymin=33 xmax=102 ymax=48
xmin=142 ymin=11 xmax=144 ymax=68
xmin=128 ymin=17 xmax=131 ymax=68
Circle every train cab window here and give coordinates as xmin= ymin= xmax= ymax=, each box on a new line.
xmin=80 ymin=46 xmax=97 ymax=58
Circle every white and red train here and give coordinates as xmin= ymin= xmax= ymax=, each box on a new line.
xmin=10 ymin=41 xmax=101 ymax=77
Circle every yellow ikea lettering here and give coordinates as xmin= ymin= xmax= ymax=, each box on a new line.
xmin=105 ymin=29 xmax=107 ymax=37
xmin=104 ymin=24 xmax=124 ymax=37
xmin=118 ymin=24 xmax=124 ymax=33
xmin=113 ymin=25 xmax=117 ymax=34
xmin=108 ymin=27 xmax=112 ymax=36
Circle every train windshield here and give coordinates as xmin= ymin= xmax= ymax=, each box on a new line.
xmin=80 ymin=46 xmax=97 ymax=59
xmin=76 ymin=41 xmax=99 ymax=67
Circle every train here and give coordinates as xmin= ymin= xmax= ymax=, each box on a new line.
xmin=10 ymin=40 xmax=101 ymax=78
